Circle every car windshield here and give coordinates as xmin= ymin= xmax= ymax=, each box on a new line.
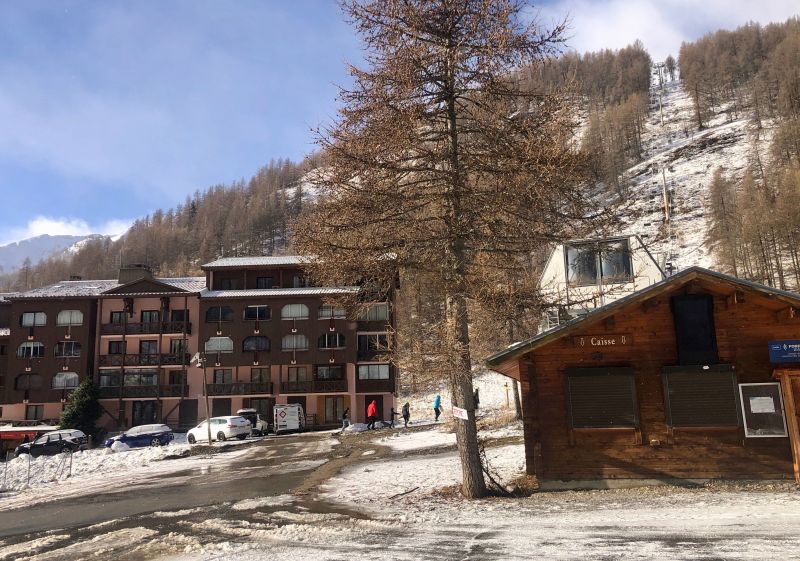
xmin=34 ymin=436 xmax=48 ymax=445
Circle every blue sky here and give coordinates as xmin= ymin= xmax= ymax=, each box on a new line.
xmin=0 ymin=0 xmax=797 ymax=245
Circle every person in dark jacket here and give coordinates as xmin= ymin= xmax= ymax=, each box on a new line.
xmin=473 ymin=388 xmax=480 ymax=410
xmin=401 ymin=402 xmax=410 ymax=428
xmin=367 ymin=400 xmax=378 ymax=429
xmin=341 ymin=407 xmax=351 ymax=431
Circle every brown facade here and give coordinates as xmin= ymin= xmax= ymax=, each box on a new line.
xmin=488 ymin=268 xmax=800 ymax=483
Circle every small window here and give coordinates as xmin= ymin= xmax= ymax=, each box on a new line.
xmin=739 ymin=383 xmax=788 ymax=438
xmin=17 ymin=341 xmax=45 ymax=358
xmin=251 ymin=367 xmax=270 ymax=383
xmin=213 ymin=369 xmax=232 ymax=384
xmin=319 ymin=332 xmax=346 ymax=349
xmin=99 ymin=372 xmax=121 ymax=387
xmin=110 ymin=311 xmax=126 ymax=324
xmin=244 ymin=305 xmax=271 ymax=321
xmin=141 ymin=310 xmax=160 ymax=324
xmin=171 ymin=309 xmax=189 ymax=323
xmin=663 ymin=366 xmax=739 ymax=427
xmin=243 ymin=336 xmax=270 ymax=352
xmin=26 ymin=404 xmax=44 ymax=421
xmin=53 ymin=372 xmax=80 ymax=389
xmin=169 ymin=370 xmax=187 ymax=385
xmin=319 ymin=305 xmax=347 ymax=319
xmin=204 ymin=337 xmax=233 ymax=353
xmin=292 ymin=275 xmax=309 ymax=288
xmin=20 ymin=312 xmax=47 ymax=327
xmin=206 ymin=306 xmax=234 ymax=322
xmin=359 ymin=303 xmax=389 ymax=322
xmin=256 ymin=276 xmax=273 ymax=289
xmin=169 ymin=339 xmax=188 ymax=354
xmin=358 ymin=333 xmax=390 ymax=352
xmin=316 ymin=365 xmax=344 ymax=380
xmin=282 ymin=334 xmax=308 ymax=350
xmin=281 ymin=304 xmax=309 ymax=320
xmin=287 ymin=366 xmax=309 ymax=382
xmin=16 ymin=373 xmax=43 ymax=390
xmin=124 ymin=371 xmax=158 ymax=386
xmin=55 ymin=341 xmax=81 ymax=357
xmin=57 ymin=310 xmax=83 ymax=326
xmin=358 ymin=364 xmax=390 ymax=380
xmin=565 ymin=240 xmax=632 ymax=286
xmin=139 ymin=340 xmax=158 ymax=355
xmin=566 ymin=367 xmax=638 ymax=428
xmin=108 ymin=341 xmax=126 ymax=355
xmin=219 ymin=278 xmax=237 ymax=290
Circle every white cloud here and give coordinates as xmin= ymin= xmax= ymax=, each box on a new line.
xmin=537 ymin=0 xmax=800 ymax=61
xmin=1 ymin=216 xmax=132 ymax=246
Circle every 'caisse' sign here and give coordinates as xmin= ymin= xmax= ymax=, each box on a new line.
xmin=573 ymin=334 xmax=632 ymax=348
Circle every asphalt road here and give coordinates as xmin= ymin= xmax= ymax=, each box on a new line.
xmin=0 ymin=433 xmax=332 ymax=540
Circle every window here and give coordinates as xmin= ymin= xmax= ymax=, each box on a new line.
xmin=206 ymin=306 xmax=234 ymax=322
xmin=99 ymin=372 xmax=120 ymax=387
xmin=171 ymin=309 xmax=189 ymax=323
xmin=256 ymin=276 xmax=273 ymax=289
xmin=53 ymin=372 xmax=80 ymax=389
xmin=739 ymin=383 xmax=788 ymax=438
xmin=20 ymin=312 xmax=46 ymax=327
xmin=26 ymin=404 xmax=44 ymax=421
xmin=663 ymin=366 xmax=739 ymax=427
xmin=17 ymin=341 xmax=45 ymax=358
xmin=251 ymin=368 xmax=270 ymax=383
xmin=671 ymin=294 xmax=718 ymax=365
xmin=243 ymin=336 xmax=270 ymax=352
xmin=213 ymin=369 xmax=232 ymax=384
xmin=319 ymin=332 xmax=346 ymax=349
xmin=168 ymin=370 xmax=187 ymax=385
xmin=219 ymin=278 xmax=237 ymax=290
xmin=281 ymin=304 xmax=309 ymax=320
xmin=287 ymin=366 xmax=308 ymax=382
xmin=124 ymin=371 xmax=158 ymax=386
xmin=359 ymin=303 xmax=389 ymax=322
xmin=250 ymin=398 xmax=272 ymax=417
xmin=16 ymin=373 xmax=42 ymax=390
xmin=358 ymin=364 xmax=390 ymax=380
xmin=292 ymin=275 xmax=309 ymax=288
xmin=358 ymin=333 xmax=390 ymax=352
xmin=282 ymin=334 xmax=308 ymax=350
xmin=319 ymin=305 xmax=346 ymax=319
xmin=110 ymin=311 xmax=126 ymax=324
xmin=244 ymin=305 xmax=271 ymax=321
xmin=108 ymin=341 xmax=126 ymax=355
xmin=141 ymin=310 xmax=160 ymax=324
xmin=139 ymin=340 xmax=158 ymax=355
xmin=325 ymin=396 xmax=345 ymax=424
xmin=316 ymin=365 xmax=344 ymax=380
xmin=566 ymin=367 xmax=638 ymax=428
xmin=55 ymin=341 xmax=81 ymax=357
xmin=57 ymin=310 xmax=83 ymax=326
xmin=565 ymin=239 xmax=632 ymax=286
xmin=169 ymin=339 xmax=188 ymax=354
xmin=204 ymin=336 xmax=233 ymax=353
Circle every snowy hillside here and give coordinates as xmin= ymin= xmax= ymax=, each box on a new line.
xmin=0 ymin=234 xmax=97 ymax=274
xmin=616 ymin=67 xmax=769 ymax=273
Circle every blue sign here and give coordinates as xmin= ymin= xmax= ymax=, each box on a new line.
xmin=768 ymin=340 xmax=800 ymax=364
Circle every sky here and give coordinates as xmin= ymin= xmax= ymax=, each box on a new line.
xmin=0 ymin=0 xmax=797 ymax=246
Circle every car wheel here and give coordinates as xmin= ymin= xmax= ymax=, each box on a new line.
xmin=217 ymin=432 xmax=226 ymax=442
xmin=187 ymin=434 xmax=196 ymax=444
xmin=150 ymin=438 xmax=162 ymax=447
xmin=237 ymin=434 xmax=247 ymax=440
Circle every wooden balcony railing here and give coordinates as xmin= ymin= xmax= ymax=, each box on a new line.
xmin=100 ymin=321 xmax=191 ymax=335
xmin=355 ymin=377 xmax=395 ymax=394
xmin=280 ymin=379 xmax=348 ymax=394
xmin=206 ymin=382 xmax=273 ymax=396
xmin=98 ymin=353 xmax=189 ymax=367
xmin=97 ymin=384 xmax=189 ymax=399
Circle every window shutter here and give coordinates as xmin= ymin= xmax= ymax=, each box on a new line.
xmin=566 ymin=367 xmax=638 ymax=428
xmin=663 ymin=366 xmax=739 ymax=427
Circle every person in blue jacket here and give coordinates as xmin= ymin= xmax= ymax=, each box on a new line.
xmin=433 ymin=394 xmax=442 ymax=421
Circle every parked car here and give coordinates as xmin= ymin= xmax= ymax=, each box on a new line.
xmin=15 ymin=429 xmax=88 ymax=457
xmin=236 ymin=408 xmax=269 ymax=436
xmin=186 ymin=416 xmax=250 ymax=444
xmin=103 ymin=424 xmax=174 ymax=449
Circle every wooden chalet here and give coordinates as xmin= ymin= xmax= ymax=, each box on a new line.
xmin=486 ymin=267 xmax=800 ymax=485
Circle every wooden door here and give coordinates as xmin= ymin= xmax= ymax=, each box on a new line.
xmin=775 ymin=370 xmax=800 ymax=483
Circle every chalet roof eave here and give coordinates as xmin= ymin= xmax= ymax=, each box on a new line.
xmin=485 ymin=266 xmax=800 ymax=368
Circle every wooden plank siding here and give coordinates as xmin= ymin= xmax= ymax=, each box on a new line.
xmin=520 ymin=284 xmax=799 ymax=481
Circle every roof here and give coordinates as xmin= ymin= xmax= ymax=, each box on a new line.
xmin=201 ymin=256 xmax=311 ymax=269
xmin=486 ymin=266 xmax=800 ymax=368
xmin=11 ymin=277 xmax=206 ymax=299
xmin=200 ymin=287 xmax=359 ymax=299
xmin=0 ymin=293 xmax=19 ymax=303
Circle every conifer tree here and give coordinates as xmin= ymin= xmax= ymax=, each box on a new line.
xmin=59 ymin=379 xmax=103 ymax=441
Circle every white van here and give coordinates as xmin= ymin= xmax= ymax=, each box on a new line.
xmin=273 ymin=403 xmax=305 ymax=434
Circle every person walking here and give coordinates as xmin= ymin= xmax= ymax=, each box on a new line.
xmin=473 ymin=388 xmax=480 ymax=410
xmin=341 ymin=407 xmax=351 ymax=431
xmin=401 ymin=402 xmax=410 ymax=428
xmin=389 ymin=407 xmax=400 ymax=428
xmin=433 ymin=394 xmax=442 ymax=421
xmin=367 ymin=399 xmax=378 ymax=430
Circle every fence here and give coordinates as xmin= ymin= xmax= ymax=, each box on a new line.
xmin=1 ymin=449 xmax=74 ymax=492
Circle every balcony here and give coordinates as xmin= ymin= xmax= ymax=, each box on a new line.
xmin=206 ymin=382 xmax=273 ymax=396
xmin=280 ymin=379 xmax=348 ymax=394
xmin=356 ymin=376 xmax=395 ymax=393
xmin=100 ymin=321 xmax=192 ymax=336
xmin=97 ymin=384 xmax=189 ymax=399
xmin=98 ymin=353 xmax=190 ymax=367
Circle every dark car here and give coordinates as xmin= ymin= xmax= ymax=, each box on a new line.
xmin=15 ymin=429 xmax=88 ymax=457
xmin=103 ymin=424 xmax=174 ymax=449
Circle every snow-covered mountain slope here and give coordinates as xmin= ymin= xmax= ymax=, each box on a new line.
xmin=0 ymin=234 xmax=98 ymax=274
xmin=616 ymin=69 xmax=769 ymax=273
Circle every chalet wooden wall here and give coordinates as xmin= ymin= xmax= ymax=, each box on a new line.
xmin=521 ymin=285 xmax=798 ymax=481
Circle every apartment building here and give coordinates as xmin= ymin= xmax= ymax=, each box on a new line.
xmin=0 ymin=257 xmax=397 ymax=430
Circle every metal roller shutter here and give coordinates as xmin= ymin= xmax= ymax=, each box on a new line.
xmin=567 ymin=367 xmax=638 ymax=428
xmin=663 ymin=366 xmax=740 ymax=427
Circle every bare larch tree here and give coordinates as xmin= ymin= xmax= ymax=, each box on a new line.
xmin=295 ymin=0 xmax=596 ymax=498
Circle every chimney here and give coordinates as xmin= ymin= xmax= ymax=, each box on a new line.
xmin=118 ymin=263 xmax=153 ymax=284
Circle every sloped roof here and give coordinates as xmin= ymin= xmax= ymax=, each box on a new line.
xmin=0 ymin=293 xmax=19 ymax=303
xmin=200 ymin=287 xmax=359 ymax=299
xmin=11 ymin=277 xmax=206 ymax=299
xmin=201 ymin=256 xmax=310 ymax=269
xmin=486 ymin=266 xmax=800 ymax=368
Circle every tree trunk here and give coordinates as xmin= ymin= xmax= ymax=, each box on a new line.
xmin=513 ymin=380 xmax=523 ymax=421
